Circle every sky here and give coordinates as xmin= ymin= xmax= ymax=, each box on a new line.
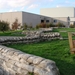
xmin=0 ymin=0 xmax=75 ymax=14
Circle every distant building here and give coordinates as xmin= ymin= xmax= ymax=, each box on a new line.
xmin=0 ymin=7 xmax=75 ymax=29
xmin=0 ymin=11 xmax=53 ymax=29
xmin=40 ymin=7 xmax=75 ymax=27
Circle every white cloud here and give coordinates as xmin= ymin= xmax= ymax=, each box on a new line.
xmin=9 ymin=9 xmax=17 ymax=12
xmin=27 ymin=4 xmax=38 ymax=9
xmin=0 ymin=0 xmax=7 ymax=8
xmin=7 ymin=0 xmax=34 ymax=8
xmin=0 ymin=0 xmax=54 ymax=9
xmin=0 ymin=0 xmax=35 ymax=8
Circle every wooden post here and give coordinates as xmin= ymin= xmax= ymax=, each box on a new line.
xmin=68 ymin=32 xmax=75 ymax=54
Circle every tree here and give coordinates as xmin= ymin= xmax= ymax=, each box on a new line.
xmin=12 ymin=19 xmax=20 ymax=30
xmin=0 ymin=21 xmax=9 ymax=32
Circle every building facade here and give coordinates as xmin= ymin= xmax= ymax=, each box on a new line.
xmin=40 ymin=7 xmax=75 ymax=27
xmin=0 ymin=11 xmax=53 ymax=29
xmin=0 ymin=7 xmax=75 ymax=29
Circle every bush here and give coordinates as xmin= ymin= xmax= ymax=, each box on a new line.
xmin=56 ymin=22 xmax=65 ymax=27
xmin=49 ymin=23 xmax=55 ymax=27
xmin=70 ymin=24 xmax=75 ymax=28
xmin=0 ymin=21 xmax=9 ymax=32
xmin=12 ymin=19 xmax=20 ymax=30
xmin=46 ymin=24 xmax=50 ymax=28
xmin=22 ymin=23 xmax=28 ymax=30
xmin=36 ymin=23 xmax=49 ymax=29
xmin=28 ymin=25 xmax=33 ymax=29
xmin=36 ymin=24 xmax=39 ymax=29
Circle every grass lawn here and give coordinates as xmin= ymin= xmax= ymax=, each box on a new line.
xmin=0 ymin=30 xmax=25 ymax=36
xmin=5 ymin=40 xmax=75 ymax=75
xmin=0 ymin=28 xmax=75 ymax=38
xmin=53 ymin=28 xmax=75 ymax=38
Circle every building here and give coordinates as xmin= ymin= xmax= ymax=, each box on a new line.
xmin=0 ymin=11 xmax=53 ymax=29
xmin=40 ymin=7 xmax=75 ymax=27
xmin=0 ymin=7 xmax=75 ymax=29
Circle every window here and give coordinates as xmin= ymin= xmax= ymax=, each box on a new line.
xmin=46 ymin=20 xmax=49 ymax=23
xmin=41 ymin=20 xmax=44 ymax=23
xmin=54 ymin=20 xmax=57 ymax=23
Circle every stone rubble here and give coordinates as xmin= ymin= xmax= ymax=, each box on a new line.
xmin=0 ymin=45 xmax=60 ymax=75
xmin=0 ymin=32 xmax=61 ymax=44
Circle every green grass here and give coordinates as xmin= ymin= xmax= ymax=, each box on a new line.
xmin=53 ymin=28 xmax=75 ymax=38
xmin=0 ymin=28 xmax=75 ymax=37
xmin=0 ymin=30 xmax=25 ymax=36
xmin=53 ymin=28 xmax=75 ymax=32
xmin=5 ymin=40 xmax=75 ymax=75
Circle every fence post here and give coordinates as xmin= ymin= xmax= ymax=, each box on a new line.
xmin=68 ymin=32 xmax=75 ymax=54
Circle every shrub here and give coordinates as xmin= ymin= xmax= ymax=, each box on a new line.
xmin=36 ymin=23 xmax=47 ymax=28
xmin=49 ymin=23 xmax=55 ymax=27
xmin=0 ymin=21 xmax=9 ymax=32
xmin=70 ymin=24 xmax=75 ymax=28
xmin=56 ymin=22 xmax=65 ymax=27
xmin=22 ymin=23 xmax=28 ymax=30
xmin=12 ymin=19 xmax=20 ymax=30
xmin=28 ymin=25 xmax=33 ymax=29
xmin=36 ymin=24 xmax=39 ymax=29
xmin=46 ymin=24 xmax=50 ymax=28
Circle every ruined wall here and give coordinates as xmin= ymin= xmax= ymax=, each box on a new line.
xmin=0 ymin=45 xmax=59 ymax=75
xmin=0 ymin=32 xmax=61 ymax=45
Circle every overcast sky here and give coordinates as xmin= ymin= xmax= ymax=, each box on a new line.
xmin=0 ymin=0 xmax=75 ymax=14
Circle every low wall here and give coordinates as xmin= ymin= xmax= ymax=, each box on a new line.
xmin=0 ymin=45 xmax=59 ymax=75
xmin=0 ymin=32 xmax=61 ymax=45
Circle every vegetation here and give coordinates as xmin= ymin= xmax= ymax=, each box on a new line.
xmin=0 ymin=30 xmax=25 ymax=36
xmin=0 ymin=27 xmax=75 ymax=75
xmin=28 ymin=25 xmax=33 ymax=29
xmin=56 ymin=22 xmax=65 ymax=27
xmin=5 ymin=40 xmax=75 ymax=75
xmin=22 ymin=23 xmax=28 ymax=30
xmin=70 ymin=24 xmax=75 ymax=28
xmin=36 ymin=22 xmax=65 ymax=29
xmin=28 ymin=72 xmax=34 ymax=75
xmin=36 ymin=23 xmax=47 ymax=29
xmin=53 ymin=28 xmax=75 ymax=38
xmin=12 ymin=19 xmax=21 ymax=30
xmin=49 ymin=23 xmax=55 ymax=27
xmin=0 ymin=21 xmax=9 ymax=32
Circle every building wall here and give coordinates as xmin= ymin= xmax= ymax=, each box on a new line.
xmin=22 ymin=12 xmax=53 ymax=27
xmin=40 ymin=7 xmax=74 ymax=17
xmin=40 ymin=7 xmax=75 ymax=27
xmin=0 ymin=12 xmax=22 ymax=29
xmin=53 ymin=17 xmax=68 ymax=27
xmin=0 ymin=11 xmax=53 ymax=29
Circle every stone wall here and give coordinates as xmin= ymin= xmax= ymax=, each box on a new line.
xmin=0 ymin=45 xmax=60 ymax=75
xmin=0 ymin=32 xmax=61 ymax=45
